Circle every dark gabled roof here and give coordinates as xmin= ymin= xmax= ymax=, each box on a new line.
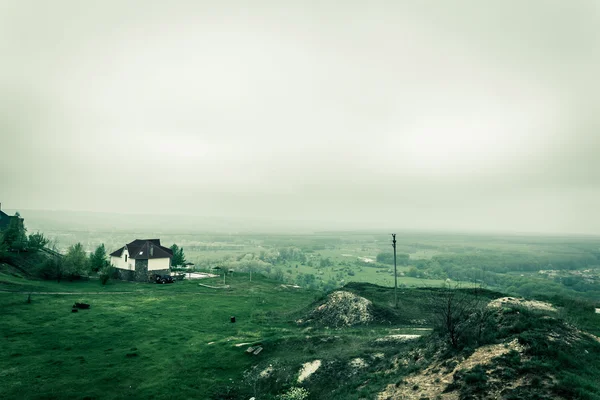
xmin=109 ymin=239 xmax=173 ymax=260
xmin=109 ymin=246 xmax=125 ymax=257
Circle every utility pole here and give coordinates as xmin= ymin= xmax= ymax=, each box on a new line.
xmin=392 ymin=233 xmax=398 ymax=308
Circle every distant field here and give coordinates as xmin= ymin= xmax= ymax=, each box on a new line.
xmin=20 ymin=226 xmax=600 ymax=301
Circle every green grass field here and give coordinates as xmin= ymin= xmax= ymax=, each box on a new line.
xmin=1 ymin=276 xmax=306 ymax=399
xmin=1 ymin=275 xmax=428 ymax=399
xmin=2 ymin=271 xmax=600 ymax=399
xmin=3 ymin=228 xmax=600 ymax=398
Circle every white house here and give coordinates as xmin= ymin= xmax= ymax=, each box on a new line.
xmin=110 ymin=239 xmax=172 ymax=281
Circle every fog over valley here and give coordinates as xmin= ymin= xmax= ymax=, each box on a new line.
xmin=1 ymin=1 xmax=599 ymax=234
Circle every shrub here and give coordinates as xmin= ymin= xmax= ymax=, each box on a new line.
xmin=89 ymin=244 xmax=108 ymax=273
xmin=277 ymin=387 xmax=309 ymax=400
xmin=464 ymin=365 xmax=487 ymax=385
xmin=28 ymin=232 xmax=49 ymax=251
xmin=0 ymin=233 xmax=8 ymax=260
xmin=63 ymin=243 xmax=89 ymax=279
xmin=428 ymin=284 xmax=494 ymax=348
xmin=38 ymin=257 xmax=65 ymax=282
xmin=99 ymin=263 xmax=114 ymax=285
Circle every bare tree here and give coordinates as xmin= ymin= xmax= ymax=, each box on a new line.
xmin=428 ymin=282 xmax=492 ymax=348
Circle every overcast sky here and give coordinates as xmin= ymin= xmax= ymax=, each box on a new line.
xmin=1 ymin=1 xmax=599 ymax=234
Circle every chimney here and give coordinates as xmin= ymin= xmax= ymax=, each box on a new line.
xmin=149 ymin=244 xmax=154 ymax=257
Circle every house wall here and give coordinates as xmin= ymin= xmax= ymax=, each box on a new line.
xmin=115 ymin=269 xmax=135 ymax=281
xmin=115 ymin=260 xmax=156 ymax=282
xmin=110 ymin=248 xmax=133 ymax=270
xmin=111 ymin=247 xmax=170 ymax=282
xmin=148 ymin=257 xmax=170 ymax=271
xmin=134 ymin=259 xmax=149 ymax=281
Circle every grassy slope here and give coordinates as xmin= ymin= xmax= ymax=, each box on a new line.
xmin=2 ymin=273 xmax=600 ymax=399
xmin=1 ymin=276 xmax=318 ymax=399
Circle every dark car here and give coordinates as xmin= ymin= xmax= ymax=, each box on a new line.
xmin=154 ymin=274 xmax=175 ymax=284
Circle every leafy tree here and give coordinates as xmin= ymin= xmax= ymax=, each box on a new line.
xmin=170 ymin=244 xmax=186 ymax=267
xmin=89 ymin=244 xmax=108 ymax=273
xmin=3 ymin=212 xmax=28 ymax=252
xmin=258 ymin=249 xmax=279 ymax=264
xmin=271 ymin=267 xmax=284 ymax=281
xmin=0 ymin=232 xmax=8 ymax=259
xmin=99 ymin=263 xmax=114 ymax=285
xmin=277 ymin=247 xmax=307 ymax=263
xmin=28 ymin=232 xmax=49 ymax=251
xmin=319 ymin=257 xmax=333 ymax=268
xmin=38 ymin=257 xmax=64 ymax=282
xmin=63 ymin=243 xmax=89 ymax=279
xmin=376 ymin=252 xmax=410 ymax=266
xmin=296 ymin=272 xmax=317 ymax=289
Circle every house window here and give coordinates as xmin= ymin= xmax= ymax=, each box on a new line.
xmin=125 ymin=254 xmax=128 ymax=262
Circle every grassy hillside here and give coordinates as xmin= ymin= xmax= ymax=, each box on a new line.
xmin=1 ymin=275 xmax=313 ymax=399
xmin=2 ymin=271 xmax=600 ymax=399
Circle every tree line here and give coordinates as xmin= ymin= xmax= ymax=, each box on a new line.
xmin=0 ymin=212 xmax=49 ymax=255
xmin=1 ymin=211 xmax=187 ymax=285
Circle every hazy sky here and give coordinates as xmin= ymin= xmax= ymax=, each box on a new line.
xmin=1 ymin=1 xmax=599 ymax=234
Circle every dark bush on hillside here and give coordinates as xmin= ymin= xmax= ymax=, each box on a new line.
xmin=38 ymin=258 xmax=65 ymax=282
xmin=0 ymin=234 xmax=9 ymax=261
xmin=28 ymin=232 xmax=49 ymax=251
xmin=447 ymin=364 xmax=489 ymax=397
xmin=428 ymin=285 xmax=497 ymax=349
xmin=99 ymin=263 xmax=114 ymax=285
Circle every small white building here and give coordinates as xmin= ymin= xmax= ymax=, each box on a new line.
xmin=110 ymin=239 xmax=172 ymax=281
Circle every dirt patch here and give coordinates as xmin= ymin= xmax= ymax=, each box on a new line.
xmin=459 ymin=339 xmax=525 ymax=371
xmin=349 ymin=358 xmax=368 ymax=369
xmin=306 ymin=291 xmax=373 ymax=327
xmin=181 ymin=272 xmax=218 ymax=280
xmin=197 ymin=283 xmax=230 ymax=289
xmin=375 ymin=334 xmax=421 ymax=343
xmin=297 ymin=360 xmax=321 ymax=383
xmin=378 ymin=339 xmax=525 ymax=400
xmin=260 ymin=365 xmax=274 ymax=379
xmin=587 ymin=333 xmax=600 ymax=344
xmin=488 ymin=297 xmax=557 ymax=312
